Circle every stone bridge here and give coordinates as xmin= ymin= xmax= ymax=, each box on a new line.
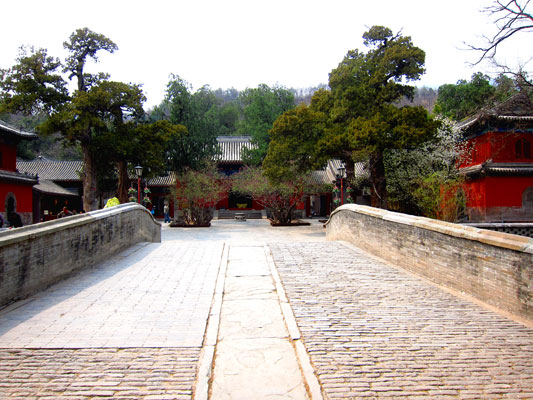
xmin=0 ymin=205 xmax=531 ymax=399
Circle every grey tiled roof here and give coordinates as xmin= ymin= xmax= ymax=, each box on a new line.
xmin=16 ymin=139 xmax=368 ymax=188
xmin=325 ymin=160 xmax=368 ymax=182
xmin=17 ymin=158 xmax=178 ymax=186
xmin=457 ymin=93 xmax=533 ymax=132
xmin=34 ymin=180 xmax=78 ymax=196
xmin=216 ymin=136 xmax=255 ymax=163
xmin=17 ymin=159 xmax=83 ymax=181
xmin=460 ymin=162 xmax=533 ymax=177
xmin=146 ymin=173 xmax=176 ymax=186
xmin=0 ymin=169 xmax=38 ymax=185
xmin=307 ymin=170 xmax=330 ymax=186
xmin=0 ymin=120 xmax=38 ymax=139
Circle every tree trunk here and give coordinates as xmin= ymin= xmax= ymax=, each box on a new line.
xmin=81 ymin=145 xmax=99 ymax=212
xmin=369 ymin=152 xmax=388 ymax=209
xmin=116 ymin=161 xmax=129 ymax=204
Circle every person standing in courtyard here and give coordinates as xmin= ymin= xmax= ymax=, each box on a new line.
xmin=164 ymin=203 xmax=170 ymax=223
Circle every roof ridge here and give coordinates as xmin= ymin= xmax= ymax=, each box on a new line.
xmin=0 ymin=119 xmax=38 ymax=138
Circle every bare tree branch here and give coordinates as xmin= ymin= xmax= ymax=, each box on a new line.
xmin=467 ymin=0 xmax=532 ymax=64
xmin=490 ymin=58 xmax=533 ymax=88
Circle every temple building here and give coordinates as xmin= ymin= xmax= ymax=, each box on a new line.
xmin=458 ymin=93 xmax=533 ymax=222
xmin=0 ymin=120 xmax=38 ymax=226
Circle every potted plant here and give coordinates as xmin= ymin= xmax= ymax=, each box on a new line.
xmin=128 ymin=186 xmax=137 ymax=202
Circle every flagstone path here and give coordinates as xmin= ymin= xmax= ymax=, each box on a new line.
xmin=0 ymin=219 xmax=532 ymax=399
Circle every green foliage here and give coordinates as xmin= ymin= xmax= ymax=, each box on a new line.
xmin=17 ymin=132 xmax=82 ymax=160
xmin=0 ymin=47 xmax=69 ymax=114
xmin=434 ymin=72 xmax=520 ymax=121
xmin=385 ymin=118 xmax=469 ymax=220
xmin=217 ymin=101 xmax=241 ymax=135
xmin=154 ymin=75 xmax=220 ymax=172
xmin=40 ymin=80 xmax=144 ymax=146
xmin=316 ymin=26 xmax=438 ymax=208
xmin=328 ymin=26 xmax=425 ymax=122
xmin=434 ymin=73 xmax=495 ymax=120
xmin=132 ymin=121 xmax=187 ymax=177
xmin=237 ymin=84 xmax=295 ymax=165
xmin=172 ymin=164 xmax=229 ymax=226
xmin=0 ymin=27 xmax=168 ymax=211
xmin=412 ymin=173 xmax=466 ymax=222
xmin=63 ymin=27 xmax=118 ymax=92
xmin=263 ymin=103 xmax=327 ymax=183
xmin=258 ymin=27 xmax=438 ymax=211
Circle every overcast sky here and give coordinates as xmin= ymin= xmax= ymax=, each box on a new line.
xmin=1 ymin=0 xmax=529 ymax=108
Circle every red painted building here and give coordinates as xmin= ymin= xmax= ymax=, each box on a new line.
xmin=458 ymin=94 xmax=533 ymax=222
xmin=0 ymin=120 xmax=38 ymax=226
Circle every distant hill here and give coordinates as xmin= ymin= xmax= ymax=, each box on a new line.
xmin=396 ymin=86 xmax=438 ymax=113
xmin=292 ymin=85 xmax=438 ymax=112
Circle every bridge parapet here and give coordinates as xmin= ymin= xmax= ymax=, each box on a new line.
xmin=0 ymin=203 xmax=161 ymax=308
xmin=326 ymin=204 xmax=533 ymax=321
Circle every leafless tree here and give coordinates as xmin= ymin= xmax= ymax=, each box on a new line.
xmin=469 ymin=1 xmax=533 ymax=87
xmin=470 ymin=1 xmax=532 ymax=62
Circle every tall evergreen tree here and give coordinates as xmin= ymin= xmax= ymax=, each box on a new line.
xmin=237 ymin=84 xmax=295 ymax=166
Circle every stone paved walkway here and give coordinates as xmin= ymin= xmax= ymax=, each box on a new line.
xmin=0 ymin=234 xmax=224 ymax=399
xmin=0 ymin=220 xmax=325 ymax=399
xmin=1 ymin=219 xmax=532 ymax=399
xmin=0 ymin=240 xmax=222 ymax=348
xmin=210 ymin=244 xmax=309 ymax=399
xmin=0 ymin=348 xmax=199 ymax=399
xmin=271 ymin=241 xmax=533 ymax=399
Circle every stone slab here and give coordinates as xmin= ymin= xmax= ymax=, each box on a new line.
xmin=229 ymin=245 xmax=267 ymax=260
xmin=226 ymin=260 xmax=271 ymax=277
xmin=212 ymin=244 xmax=309 ymax=399
xmin=210 ymin=338 xmax=309 ymax=400
xmin=218 ymin=298 xmax=288 ymax=340
xmin=223 ymin=276 xmax=277 ymax=300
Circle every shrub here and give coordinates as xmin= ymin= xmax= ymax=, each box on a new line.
xmin=172 ymin=165 xmax=229 ymax=226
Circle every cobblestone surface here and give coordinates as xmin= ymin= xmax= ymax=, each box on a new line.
xmin=0 ymin=348 xmax=199 ymax=399
xmin=271 ymin=241 xmax=533 ymax=399
xmin=0 ymin=241 xmax=222 ymax=348
xmin=0 ymin=234 xmax=224 ymax=399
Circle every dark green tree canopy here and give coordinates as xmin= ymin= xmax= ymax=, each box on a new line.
xmin=153 ymin=75 xmax=220 ymax=172
xmin=263 ymin=103 xmax=327 ymax=183
xmin=262 ymin=26 xmax=438 ymax=209
xmin=434 ymin=72 xmax=520 ymax=120
xmin=329 ymin=26 xmax=426 ymax=122
xmin=63 ymin=27 xmax=118 ymax=92
xmin=237 ymin=84 xmax=295 ymax=165
xmin=0 ymin=47 xmax=69 ymax=114
xmin=0 ymin=27 xmax=165 ymax=211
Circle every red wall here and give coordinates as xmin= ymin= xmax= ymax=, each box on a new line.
xmin=0 ymin=143 xmax=17 ymax=171
xmin=216 ymin=193 xmax=263 ymax=210
xmin=461 ymin=131 xmax=533 ymax=167
xmin=465 ymin=176 xmax=533 ymax=208
xmin=0 ymin=183 xmax=33 ymax=212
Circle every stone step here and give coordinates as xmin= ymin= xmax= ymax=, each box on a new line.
xmin=218 ymin=210 xmax=263 ymax=219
